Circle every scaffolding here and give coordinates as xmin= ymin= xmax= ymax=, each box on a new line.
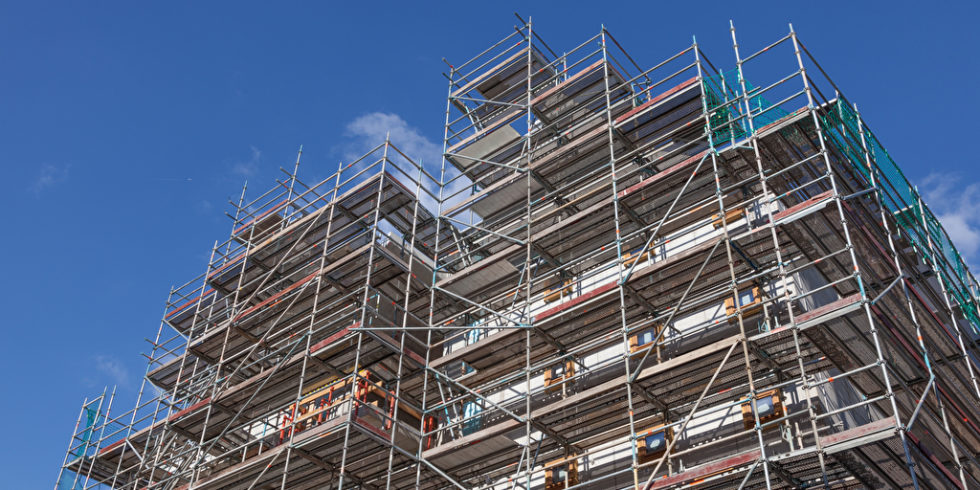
xmin=58 ymin=17 xmax=980 ymax=490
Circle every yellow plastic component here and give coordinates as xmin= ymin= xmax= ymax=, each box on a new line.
xmin=724 ymin=286 xmax=762 ymax=322
xmin=545 ymin=456 xmax=579 ymax=490
xmin=741 ymin=389 xmax=785 ymax=431
xmin=637 ymin=424 xmax=673 ymax=464
xmin=543 ymin=359 xmax=576 ymax=392
xmin=623 ymin=250 xmax=652 ymax=268
xmin=712 ymin=207 xmax=746 ymax=228
xmin=543 ymin=279 xmax=574 ymax=303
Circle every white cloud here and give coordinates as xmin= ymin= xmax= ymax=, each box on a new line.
xmin=341 ymin=112 xmax=472 ymax=215
xmin=94 ymin=355 xmax=131 ymax=387
xmin=231 ymin=145 xmax=262 ymax=177
xmin=920 ymin=173 xmax=980 ymax=263
xmin=937 ymin=214 xmax=980 ymax=258
xmin=29 ymin=163 xmax=71 ymax=195
xmin=344 ymin=112 xmax=442 ymax=167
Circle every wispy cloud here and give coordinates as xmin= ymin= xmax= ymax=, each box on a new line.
xmin=920 ymin=173 xmax=980 ymax=263
xmin=231 ymin=145 xmax=262 ymax=177
xmin=29 ymin=163 xmax=71 ymax=195
xmin=94 ymin=355 xmax=131 ymax=387
xmin=343 ymin=112 xmax=442 ymax=166
xmin=341 ymin=112 xmax=471 ymax=213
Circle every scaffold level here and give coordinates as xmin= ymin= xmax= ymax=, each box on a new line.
xmin=58 ymin=17 xmax=980 ymax=490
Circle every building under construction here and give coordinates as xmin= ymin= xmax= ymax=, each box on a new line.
xmin=58 ymin=18 xmax=980 ymax=490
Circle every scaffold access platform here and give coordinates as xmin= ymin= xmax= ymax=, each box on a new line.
xmin=58 ymin=17 xmax=980 ymax=490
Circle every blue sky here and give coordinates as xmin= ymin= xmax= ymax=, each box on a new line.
xmin=2 ymin=1 xmax=979 ymax=486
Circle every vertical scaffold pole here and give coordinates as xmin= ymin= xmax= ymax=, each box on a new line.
xmin=788 ymin=23 xmax=919 ymax=488
xmin=283 ymin=145 xmax=302 ymax=224
xmin=226 ymin=180 xmax=248 ymax=258
xmin=82 ymin=386 xmax=116 ymax=489
xmin=416 ymin=52 xmax=454 ymax=490
xmin=54 ymin=396 xmax=88 ymax=490
xmin=912 ymin=189 xmax=970 ymax=487
xmin=385 ymin=156 xmax=426 ymax=489
xmin=131 ymin=299 xmax=184 ymax=489
xmin=728 ymin=21 xmax=775 ymax=488
xmin=148 ymin=242 xmax=218 ymax=487
xmin=71 ymin=391 xmax=104 ymax=490
xmin=338 ymin=137 xmax=389 ymax=489
xmin=108 ymin=299 xmax=175 ymax=488
xmin=279 ymin=158 xmax=345 ymax=489
xmin=189 ymin=237 xmax=243 ymax=485
xmin=599 ymin=23 xmax=641 ymax=489
xmin=739 ymin=24 xmax=830 ymax=482
xmin=521 ymin=17 xmax=535 ymax=488
xmin=912 ymin=183 xmax=980 ymax=399
xmin=694 ymin=34 xmax=779 ymax=487
xmin=849 ymin=100 xmax=967 ymax=487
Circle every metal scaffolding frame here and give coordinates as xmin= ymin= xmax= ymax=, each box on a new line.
xmin=58 ymin=17 xmax=980 ymax=490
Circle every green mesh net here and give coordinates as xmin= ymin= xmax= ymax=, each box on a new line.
xmin=818 ymin=100 xmax=980 ymax=336
xmin=700 ymin=71 xmax=980 ymax=336
xmin=702 ymin=69 xmax=789 ymax=145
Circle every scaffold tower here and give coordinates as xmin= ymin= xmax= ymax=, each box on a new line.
xmin=58 ymin=17 xmax=980 ymax=490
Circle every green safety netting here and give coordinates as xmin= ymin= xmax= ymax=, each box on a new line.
xmin=56 ymin=407 xmax=100 ymax=490
xmin=77 ymin=407 xmax=99 ymax=457
xmin=702 ymin=69 xmax=788 ymax=145
xmin=701 ymin=67 xmax=980 ymax=336
xmin=818 ymin=101 xmax=980 ymax=335
xmin=703 ymin=72 xmax=745 ymax=145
